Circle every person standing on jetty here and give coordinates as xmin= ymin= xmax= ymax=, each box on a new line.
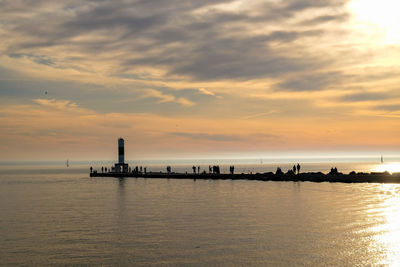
xmin=296 ymin=163 xmax=301 ymax=174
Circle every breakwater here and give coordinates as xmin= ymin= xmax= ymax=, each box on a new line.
xmin=90 ymin=171 xmax=400 ymax=183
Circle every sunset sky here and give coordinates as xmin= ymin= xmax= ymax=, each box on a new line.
xmin=0 ymin=0 xmax=399 ymax=161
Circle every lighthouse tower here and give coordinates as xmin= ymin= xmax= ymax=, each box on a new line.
xmin=114 ymin=138 xmax=129 ymax=173
xmin=118 ymin=138 xmax=124 ymax=164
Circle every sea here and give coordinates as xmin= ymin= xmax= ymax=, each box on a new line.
xmin=1 ymin=159 xmax=400 ymax=266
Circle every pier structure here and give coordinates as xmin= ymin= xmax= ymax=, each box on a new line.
xmin=90 ymin=138 xmax=400 ymax=184
xmin=113 ymin=138 xmax=129 ymax=173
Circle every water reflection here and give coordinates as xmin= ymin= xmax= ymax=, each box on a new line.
xmin=4 ymin=172 xmax=400 ymax=265
xmin=118 ymin=177 xmax=125 ymax=191
xmin=369 ymin=184 xmax=400 ymax=265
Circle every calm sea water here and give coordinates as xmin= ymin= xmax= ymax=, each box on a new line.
xmin=1 ymin=162 xmax=400 ymax=266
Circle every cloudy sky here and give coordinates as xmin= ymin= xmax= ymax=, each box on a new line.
xmin=0 ymin=0 xmax=399 ymax=161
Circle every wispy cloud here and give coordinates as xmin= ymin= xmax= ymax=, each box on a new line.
xmin=0 ymin=0 xmax=351 ymax=83
xmin=175 ymin=97 xmax=196 ymax=107
xmin=171 ymin=132 xmax=242 ymax=142
xmin=340 ymin=92 xmax=389 ymax=102
xmin=141 ymin=89 xmax=195 ymax=106
xmin=374 ymin=104 xmax=400 ymax=111
xmin=142 ymin=89 xmax=175 ymax=103
xmin=34 ymin=98 xmax=79 ymax=110
xmin=240 ymin=110 xmax=279 ymax=120
xmin=198 ymin=88 xmax=215 ymax=96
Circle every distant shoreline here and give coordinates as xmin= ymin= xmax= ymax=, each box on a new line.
xmin=90 ymin=171 xmax=400 ymax=184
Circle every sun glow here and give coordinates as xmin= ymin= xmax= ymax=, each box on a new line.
xmin=374 ymin=162 xmax=400 ymax=174
xmin=371 ymin=184 xmax=400 ymax=265
xmin=349 ymin=0 xmax=400 ymax=44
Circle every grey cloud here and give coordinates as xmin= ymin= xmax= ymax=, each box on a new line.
xmin=256 ymin=0 xmax=348 ymax=22
xmin=340 ymin=92 xmax=389 ymax=102
xmin=9 ymin=53 xmax=54 ymax=66
xmin=349 ymin=68 xmax=400 ymax=83
xmin=277 ymin=72 xmax=342 ymax=91
xmin=120 ymin=27 xmax=323 ymax=80
xmin=167 ymin=40 xmax=306 ymax=80
xmin=300 ymin=14 xmax=350 ymax=25
xmin=374 ymin=104 xmax=400 ymax=111
xmin=2 ymin=0 xmax=351 ymax=83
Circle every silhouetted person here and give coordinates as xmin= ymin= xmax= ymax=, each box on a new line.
xmin=105 ymin=167 xmax=107 ymax=172
xmin=329 ymin=167 xmax=338 ymax=175
xmin=192 ymin=166 xmax=196 ymax=174
xmin=297 ymin=163 xmax=301 ymax=174
xmin=276 ymin=167 xmax=283 ymax=175
xmin=140 ymin=166 xmax=143 ymax=172
xmin=167 ymin=166 xmax=171 ymax=174
xmin=144 ymin=167 xmax=147 ymax=174
xmin=213 ymin=165 xmax=220 ymax=174
xmin=90 ymin=166 xmax=93 ymax=173
xmin=101 ymin=166 xmax=104 ymax=173
xmin=209 ymin=166 xmax=212 ymax=173
xmin=293 ymin=165 xmax=296 ymax=174
xmin=230 ymin=166 xmax=235 ymax=175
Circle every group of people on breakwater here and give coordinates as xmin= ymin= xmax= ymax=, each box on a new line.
xmin=89 ymin=163 xmax=312 ymax=175
xmin=90 ymin=165 xmax=148 ymax=174
xmin=167 ymin=165 xmax=223 ymax=174
xmin=276 ymin=164 xmax=301 ymax=175
xmin=190 ymin=165 xmax=222 ymax=174
xmin=178 ymin=164 xmax=304 ymax=175
xmin=89 ymin=165 xmax=240 ymax=175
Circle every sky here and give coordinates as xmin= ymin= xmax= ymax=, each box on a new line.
xmin=0 ymin=0 xmax=399 ymax=161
